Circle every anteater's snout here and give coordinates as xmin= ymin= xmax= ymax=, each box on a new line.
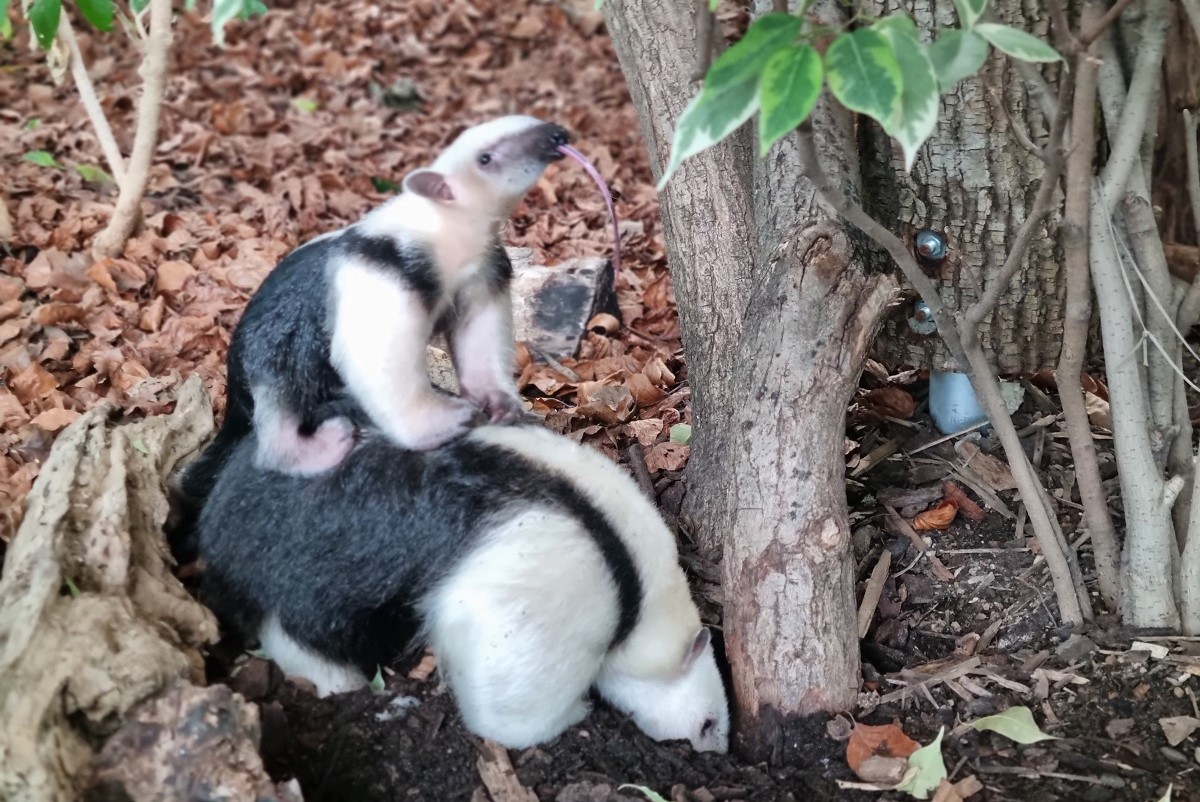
xmin=536 ymin=123 xmax=571 ymax=161
xmin=548 ymin=125 xmax=570 ymax=148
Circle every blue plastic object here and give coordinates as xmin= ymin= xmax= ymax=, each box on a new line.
xmin=928 ymin=371 xmax=988 ymax=434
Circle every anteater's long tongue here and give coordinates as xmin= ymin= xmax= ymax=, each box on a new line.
xmin=558 ymin=144 xmax=621 ymax=290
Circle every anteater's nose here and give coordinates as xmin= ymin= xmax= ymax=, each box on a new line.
xmin=547 ymin=125 xmax=570 ymax=147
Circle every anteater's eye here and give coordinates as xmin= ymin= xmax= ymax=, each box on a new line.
xmin=478 ymin=153 xmax=492 ymax=166
xmin=700 ymin=717 xmax=715 ymax=737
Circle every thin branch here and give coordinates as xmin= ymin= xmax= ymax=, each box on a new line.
xmin=58 ymin=13 xmax=127 ymax=189
xmin=964 ymin=72 xmax=1071 ymax=327
xmin=1014 ymin=61 xmax=1058 ymax=127
xmin=92 ymin=0 xmax=172 ymax=258
xmin=1057 ymin=7 xmax=1120 ymax=610
xmin=1179 ymin=109 xmax=1200 ymax=333
xmin=1080 ymin=0 xmax=1138 ymax=46
xmin=1098 ymin=0 xmax=1170 ymax=214
xmin=691 ymin=0 xmax=715 ymax=83
xmin=793 ymin=122 xmax=1088 ymax=625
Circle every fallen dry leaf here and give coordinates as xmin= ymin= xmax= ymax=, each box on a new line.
xmin=644 ymin=441 xmax=689 ymax=472
xmin=155 ymin=260 xmax=197 ymax=294
xmin=1160 ymin=716 xmax=1200 ymax=747
xmin=863 ymin=386 xmax=917 ymax=420
xmin=31 ymin=407 xmax=81 ymax=432
xmin=955 ymin=441 xmax=1017 ymax=492
xmin=913 ymin=500 xmax=958 ymax=531
xmin=587 ymin=312 xmax=621 ymax=335
xmin=9 ymin=363 xmax=60 ymax=405
xmin=846 ymin=722 xmax=920 ymax=776
xmin=1085 ymin=391 xmax=1112 ymax=431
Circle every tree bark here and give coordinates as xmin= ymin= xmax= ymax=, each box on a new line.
xmin=866 ymin=0 xmax=1069 ymax=375
xmin=603 ymin=0 xmax=896 ymax=759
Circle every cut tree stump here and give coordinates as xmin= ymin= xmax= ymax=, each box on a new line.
xmin=0 ymin=376 xmax=293 ymax=802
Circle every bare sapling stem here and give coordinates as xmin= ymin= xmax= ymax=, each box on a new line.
xmin=1178 ymin=110 xmax=1200 ymax=333
xmin=92 ymin=0 xmax=172 ymax=259
xmin=1056 ymin=5 xmax=1121 ymax=610
xmin=58 ymin=14 xmax=127 ymax=190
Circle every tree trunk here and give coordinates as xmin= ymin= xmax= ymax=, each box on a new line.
xmin=603 ymin=0 xmax=896 ymax=760
xmin=865 ymin=0 xmax=1069 ymax=375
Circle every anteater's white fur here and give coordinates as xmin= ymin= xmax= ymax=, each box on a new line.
xmin=259 ymin=115 xmax=563 ymax=467
xmin=257 ymin=424 xmax=731 ymax=753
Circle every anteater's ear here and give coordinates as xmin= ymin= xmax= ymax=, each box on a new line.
xmin=681 ymin=627 xmax=711 ymax=670
xmin=403 ymin=169 xmax=456 ymax=203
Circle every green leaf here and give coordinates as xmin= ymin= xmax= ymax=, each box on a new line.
xmin=76 ymin=0 xmax=113 ymax=31
xmin=291 ymin=97 xmax=319 ymax=113
xmin=369 ymin=666 xmax=386 ymax=693
xmin=656 ymin=79 xmax=759 ymax=191
xmin=24 ymin=150 xmax=62 ymax=168
xmin=74 ymin=163 xmax=113 ymax=183
xmin=952 ymin=0 xmax=987 ymax=30
xmin=618 ymin=787 xmax=669 ymax=802
xmin=669 ymin=423 xmax=692 ymax=445
xmin=973 ymin=22 xmax=1061 ymax=63
xmin=210 ymin=0 xmax=266 ymax=46
xmin=895 ymin=727 xmax=946 ymax=800
xmin=371 ymin=176 xmax=401 ymax=193
xmin=657 ymin=11 xmax=803 ymax=188
xmin=1158 ymin=785 xmax=1173 ymax=802
xmin=27 ymin=0 xmax=62 ymax=50
xmin=130 ymin=0 xmax=149 ymax=12
xmin=823 ymin=29 xmax=902 ymax=129
xmin=875 ymin=23 xmax=939 ymax=172
xmin=63 ymin=577 xmax=80 ymax=598
xmin=870 ymin=13 xmax=917 ymax=37
xmin=24 ymin=117 xmax=41 ymax=129
xmin=757 ymin=44 xmax=822 ymax=156
xmin=971 ymin=706 xmax=1058 ymax=744
xmin=0 ymin=0 xmax=12 ymax=39
xmin=705 ymin=13 xmax=802 ymax=94
xmin=927 ymin=29 xmax=989 ymax=91
xmin=132 ymin=438 xmax=150 ymax=454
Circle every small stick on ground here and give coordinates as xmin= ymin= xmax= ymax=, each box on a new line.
xmin=857 ymin=549 xmax=892 ymax=638
xmin=626 ymin=443 xmax=657 ymax=502
xmin=883 ymin=506 xmax=954 ymax=582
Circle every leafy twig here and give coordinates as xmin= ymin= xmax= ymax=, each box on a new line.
xmin=58 ymin=12 xmax=127 ymax=190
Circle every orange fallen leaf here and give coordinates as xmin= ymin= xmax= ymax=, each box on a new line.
xmin=31 ymin=407 xmax=80 ymax=432
xmin=913 ymin=500 xmax=958 ymax=531
xmin=87 ymin=259 xmax=119 ymax=292
xmin=32 ymin=303 xmax=87 ymax=327
xmin=942 ymin=481 xmax=984 ymax=522
xmin=846 ymin=722 xmax=920 ymax=775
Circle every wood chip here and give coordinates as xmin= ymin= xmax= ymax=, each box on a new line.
xmin=857 ymin=549 xmax=892 ymax=638
xmin=476 ymin=740 xmax=537 ymax=802
xmin=878 ymin=657 xmax=981 ymax=704
xmin=883 ymin=506 xmax=954 ymax=582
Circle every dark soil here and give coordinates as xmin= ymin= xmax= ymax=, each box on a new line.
xmin=215 ymin=653 xmax=863 ymax=802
